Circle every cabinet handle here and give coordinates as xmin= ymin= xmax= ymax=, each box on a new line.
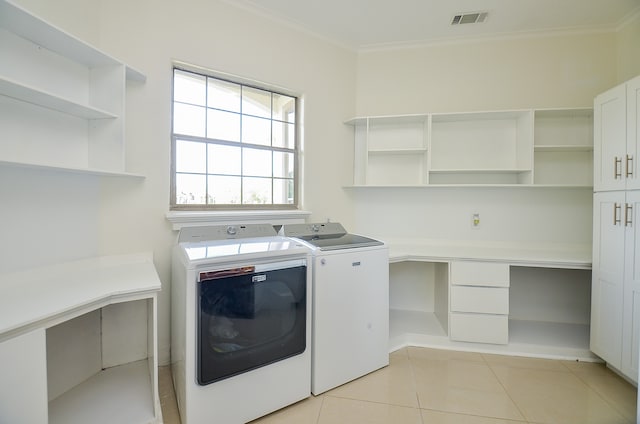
xmin=627 ymin=155 xmax=634 ymax=178
xmin=625 ymin=203 xmax=633 ymax=227
xmin=615 ymin=157 xmax=622 ymax=179
xmin=614 ymin=203 xmax=622 ymax=225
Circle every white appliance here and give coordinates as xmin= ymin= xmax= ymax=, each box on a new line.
xmin=171 ymin=224 xmax=312 ymax=424
xmin=279 ymin=223 xmax=389 ymax=395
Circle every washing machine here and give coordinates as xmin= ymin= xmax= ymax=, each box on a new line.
xmin=279 ymin=222 xmax=389 ymax=395
xmin=171 ymin=224 xmax=312 ymax=424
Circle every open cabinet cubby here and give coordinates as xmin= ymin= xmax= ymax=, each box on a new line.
xmin=388 ymin=260 xmax=593 ymax=360
xmin=347 ymin=108 xmax=593 ymax=188
xmin=0 ymin=254 xmax=162 ymax=424
xmin=0 ymin=0 xmax=145 ymax=177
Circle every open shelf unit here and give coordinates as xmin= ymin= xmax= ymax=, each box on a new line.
xmin=388 ymin=258 xmax=595 ymax=361
xmin=347 ymin=107 xmax=593 ymax=188
xmin=0 ymin=0 xmax=146 ymax=177
xmin=0 ymin=254 xmax=162 ymax=424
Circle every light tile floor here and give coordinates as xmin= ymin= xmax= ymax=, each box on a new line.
xmin=159 ymin=347 xmax=637 ymax=424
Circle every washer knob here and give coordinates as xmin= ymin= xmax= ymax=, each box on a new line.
xmin=311 ymin=224 xmax=320 ymax=232
xmin=226 ymin=225 xmax=238 ymax=235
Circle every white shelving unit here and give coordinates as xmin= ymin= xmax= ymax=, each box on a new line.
xmin=386 ymin=242 xmax=595 ymax=360
xmin=0 ymin=0 xmax=145 ymax=177
xmin=0 ymin=253 xmax=162 ymax=424
xmin=346 ymin=107 xmax=593 ymax=188
xmin=534 ymin=108 xmax=593 ymax=186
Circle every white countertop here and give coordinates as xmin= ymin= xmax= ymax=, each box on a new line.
xmin=386 ymin=239 xmax=592 ymax=269
xmin=0 ymin=253 xmax=161 ymax=340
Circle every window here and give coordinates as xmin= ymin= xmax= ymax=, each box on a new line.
xmin=171 ymin=67 xmax=299 ymax=209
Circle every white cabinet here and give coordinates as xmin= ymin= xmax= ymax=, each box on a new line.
xmin=449 ymin=261 xmax=509 ymax=345
xmin=347 ymin=108 xmax=593 ymax=188
xmin=0 ymin=329 xmax=48 ymax=424
xmin=0 ymin=0 xmax=145 ymax=177
xmin=591 ymin=192 xmax=626 ymax=369
xmin=594 ymin=76 xmax=640 ymax=191
xmin=591 ymin=191 xmax=640 ymax=382
xmin=591 ymin=75 xmax=640 ymax=383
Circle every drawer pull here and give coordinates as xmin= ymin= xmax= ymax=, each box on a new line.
xmin=614 ymin=203 xmax=622 ymax=226
xmin=627 ymin=155 xmax=634 ymax=178
xmin=615 ymin=156 xmax=622 ymax=179
xmin=625 ymin=203 xmax=633 ymax=227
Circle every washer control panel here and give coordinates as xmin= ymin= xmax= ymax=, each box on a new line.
xmin=178 ymin=224 xmax=277 ymax=242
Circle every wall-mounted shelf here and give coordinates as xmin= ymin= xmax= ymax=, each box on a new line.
xmin=347 ymin=107 xmax=593 ymax=188
xmin=0 ymin=0 xmax=146 ymax=177
xmin=0 ymin=159 xmax=145 ymax=178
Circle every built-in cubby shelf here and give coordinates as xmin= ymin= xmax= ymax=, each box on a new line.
xmin=0 ymin=253 xmax=162 ymax=424
xmin=0 ymin=0 xmax=146 ymax=177
xmin=346 ymin=107 xmax=593 ymax=188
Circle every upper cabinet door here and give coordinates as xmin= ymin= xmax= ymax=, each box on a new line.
xmin=627 ymin=76 xmax=640 ymax=191
xmin=594 ymin=83 xmax=627 ymax=192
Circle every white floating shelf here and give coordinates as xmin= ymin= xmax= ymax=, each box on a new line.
xmin=429 ymin=168 xmax=531 ymax=174
xmin=369 ymin=148 xmax=427 ymax=155
xmin=0 ymin=76 xmax=117 ymax=119
xmin=534 ymin=145 xmax=594 ymax=152
xmin=0 ymin=160 xmax=145 ymax=178
xmin=0 ymin=0 xmax=145 ymax=82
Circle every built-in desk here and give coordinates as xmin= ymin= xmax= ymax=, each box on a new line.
xmin=0 ymin=253 xmax=162 ymax=424
xmin=385 ymin=240 xmax=595 ymax=361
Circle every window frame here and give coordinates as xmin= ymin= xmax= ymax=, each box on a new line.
xmin=170 ymin=64 xmax=301 ymax=211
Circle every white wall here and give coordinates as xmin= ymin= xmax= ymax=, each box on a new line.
xmin=617 ymin=10 xmax=640 ymax=83
xmin=4 ymin=0 xmax=639 ymax=366
xmin=356 ymin=32 xmax=618 ymax=116
xmin=349 ymin=32 xmax=622 ymax=245
xmin=6 ymin=0 xmax=356 ymax=364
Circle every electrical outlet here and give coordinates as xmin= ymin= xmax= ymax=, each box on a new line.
xmin=471 ymin=213 xmax=481 ymax=229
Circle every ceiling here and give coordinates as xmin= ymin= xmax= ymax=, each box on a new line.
xmin=230 ymin=0 xmax=640 ymax=50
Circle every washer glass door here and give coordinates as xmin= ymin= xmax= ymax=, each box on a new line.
xmin=197 ymin=264 xmax=307 ymax=385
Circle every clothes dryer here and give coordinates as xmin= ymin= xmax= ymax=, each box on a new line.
xmin=172 ymin=224 xmax=311 ymax=423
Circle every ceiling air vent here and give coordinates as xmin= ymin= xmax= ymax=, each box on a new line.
xmin=451 ymin=11 xmax=488 ymax=25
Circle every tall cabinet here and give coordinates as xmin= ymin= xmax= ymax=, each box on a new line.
xmin=591 ymin=75 xmax=640 ymax=383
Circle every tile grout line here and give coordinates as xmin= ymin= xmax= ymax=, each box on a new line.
xmin=313 ymin=395 xmax=325 ymax=424
xmin=404 ymin=347 xmax=427 ymax=424
xmin=564 ymin=362 xmax=636 ymax=424
xmin=480 ymin=353 xmax=530 ymax=423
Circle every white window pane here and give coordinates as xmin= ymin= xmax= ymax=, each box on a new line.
xmin=207 ymin=109 xmax=240 ymax=142
xmin=176 ymin=173 xmax=207 ymax=204
xmin=208 ymin=144 xmax=241 ymax=175
xmin=272 ymin=121 xmax=295 ymax=149
xmin=273 ymin=93 xmax=295 ymax=123
xmin=207 ymin=78 xmax=240 ymax=112
xmin=174 ymin=70 xmax=206 ymax=106
xmin=209 ymin=175 xmax=241 ymax=204
xmin=242 ymin=115 xmax=271 ymax=146
xmin=273 ymin=151 xmax=294 ymax=178
xmin=174 ymin=103 xmax=205 ymax=137
xmin=243 ymin=177 xmax=271 ymax=204
xmin=273 ymin=178 xmax=294 ymax=204
xmin=176 ymin=140 xmax=206 ymax=173
xmin=243 ymin=148 xmax=272 ymax=177
xmin=242 ymin=86 xmax=271 ymax=118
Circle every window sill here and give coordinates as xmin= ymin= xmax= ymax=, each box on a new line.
xmin=166 ymin=209 xmax=311 ymax=230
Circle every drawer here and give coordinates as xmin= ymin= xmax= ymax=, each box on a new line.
xmin=450 ymin=286 xmax=509 ymax=314
xmin=450 ymin=261 xmax=509 ymax=287
xmin=450 ymin=313 xmax=508 ymax=345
